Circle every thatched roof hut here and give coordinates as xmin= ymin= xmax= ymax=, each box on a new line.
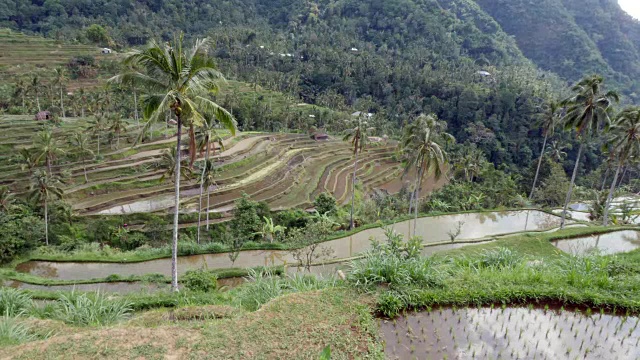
xmin=35 ymin=111 xmax=51 ymax=121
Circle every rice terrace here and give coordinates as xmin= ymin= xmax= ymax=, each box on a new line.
xmin=0 ymin=1 xmax=640 ymax=359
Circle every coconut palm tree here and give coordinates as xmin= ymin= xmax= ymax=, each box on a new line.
xmin=53 ymin=68 xmax=68 ymax=119
xmin=108 ymin=113 xmax=127 ymax=149
xmin=158 ymin=147 xmax=192 ymax=184
xmin=28 ymin=170 xmax=64 ymax=246
xmin=68 ymin=132 xmax=95 ymax=183
xmin=602 ymin=107 xmax=640 ymax=225
xmin=13 ymin=79 xmax=28 ymax=112
xmin=402 ymin=114 xmax=453 ymax=236
xmin=0 ymin=186 xmax=14 ymax=213
xmin=88 ymin=114 xmax=108 ymax=156
xmin=559 ymin=75 xmax=619 ymax=228
xmin=548 ymin=141 xmax=568 ymax=163
xmin=33 ymin=129 xmax=64 ymax=175
xmin=530 ymin=101 xmax=559 ymax=200
xmin=110 ymin=35 xmax=236 ymax=291
xmin=196 ymin=159 xmax=219 ymax=243
xmin=28 ymin=75 xmax=42 ymax=112
xmin=343 ymin=113 xmax=373 ymax=230
xmin=17 ymin=148 xmax=38 ymax=175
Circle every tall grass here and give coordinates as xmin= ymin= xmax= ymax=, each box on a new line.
xmin=0 ymin=288 xmax=33 ymax=317
xmin=232 ymin=270 xmax=337 ymax=311
xmin=53 ymin=291 xmax=133 ymax=326
xmin=0 ymin=316 xmax=39 ymax=346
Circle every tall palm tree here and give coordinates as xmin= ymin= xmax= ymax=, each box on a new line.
xmin=13 ymin=79 xmax=28 ymax=112
xmin=343 ymin=113 xmax=373 ymax=230
xmin=602 ymin=107 xmax=640 ymax=225
xmin=33 ymin=129 xmax=64 ymax=175
xmin=88 ymin=114 xmax=107 ymax=156
xmin=158 ymin=147 xmax=192 ymax=183
xmin=548 ymin=141 xmax=568 ymax=163
xmin=28 ymin=75 xmax=42 ymax=112
xmin=78 ymin=88 xmax=87 ymax=118
xmin=196 ymin=159 xmax=219 ymax=243
xmin=108 ymin=113 xmax=127 ymax=149
xmin=559 ymin=75 xmax=619 ymax=228
xmin=17 ymin=148 xmax=38 ymax=175
xmin=402 ymin=114 xmax=453 ymax=236
xmin=69 ymin=132 xmax=95 ymax=183
xmin=530 ymin=101 xmax=559 ymax=200
xmin=53 ymin=68 xmax=68 ymax=119
xmin=110 ymin=35 xmax=237 ymax=291
xmin=28 ymin=170 xmax=64 ymax=246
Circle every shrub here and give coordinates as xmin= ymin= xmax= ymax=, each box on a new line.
xmin=314 ymin=193 xmax=337 ymax=215
xmin=0 ymin=288 xmax=33 ymax=317
xmin=182 ymin=269 xmax=218 ymax=293
xmin=53 ymin=291 xmax=132 ymax=326
xmin=477 ymin=247 xmax=521 ymax=269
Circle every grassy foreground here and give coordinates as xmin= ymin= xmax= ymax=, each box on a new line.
xmin=1 ymin=227 xmax=639 ymax=358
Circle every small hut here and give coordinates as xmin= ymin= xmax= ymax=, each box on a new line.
xmin=311 ymin=131 xmax=329 ymax=141
xmin=35 ymin=111 xmax=52 ymax=121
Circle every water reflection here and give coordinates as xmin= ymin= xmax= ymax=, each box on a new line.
xmin=16 ymin=210 xmax=564 ymax=281
xmin=554 ymin=231 xmax=640 ymax=255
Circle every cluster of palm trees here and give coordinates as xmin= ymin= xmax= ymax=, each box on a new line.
xmin=527 ymin=75 xmax=639 ymax=227
xmin=110 ymin=35 xmax=237 ymax=292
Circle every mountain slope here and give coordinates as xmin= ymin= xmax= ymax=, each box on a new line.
xmin=474 ymin=0 xmax=640 ymax=99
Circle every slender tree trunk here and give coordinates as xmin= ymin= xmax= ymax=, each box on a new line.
xmin=560 ymin=142 xmax=584 ymax=229
xmin=408 ymin=184 xmax=415 ymax=215
xmin=97 ymin=133 xmax=101 ymax=156
xmin=83 ymin=159 xmax=88 ymax=183
xmin=603 ymin=162 xmax=623 ymax=226
xmin=44 ymin=199 xmax=49 ymax=246
xmin=22 ymin=95 xmax=25 ymax=112
xmin=600 ymin=166 xmax=610 ymax=191
xmin=529 ymin=132 xmax=548 ymax=200
xmin=413 ymin=166 xmax=424 ymax=237
xmin=171 ymin=115 xmax=182 ymax=292
xmin=46 ymin=157 xmax=51 ymax=176
xmin=36 ymin=91 xmax=41 ymax=112
xmin=205 ymin=141 xmax=212 ymax=232
xmin=189 ymin=125 xmax=196 ymax=168
xmin=133 ymin=88 xmax=139 ymax=129
xmin=60 ymin=87 xmax=65 ymax=119
xmin=618 ymin=167 xmax=628 ymax=187
xmin=349 ymin=148 xmax=360 ymax=230
xmin=196 ymin=160 xmax=205 ymax=244
xmin=81 ymin=106 xmax=85 ymax=118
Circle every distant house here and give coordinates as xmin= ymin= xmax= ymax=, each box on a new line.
xmin=477 ymin=70 xmax=492 ymax=77
xmin=351 ymin=111 xmax=374 ymax=118
xmin=311 ymin=132 xmax=329 ymax=141
xmin=101 ymin=48 xmax=112 ymax=54
xmin=351 ymin=47 xmax=358 ymax=52
xmin=35 ymin=111 xmax=52 ymax=121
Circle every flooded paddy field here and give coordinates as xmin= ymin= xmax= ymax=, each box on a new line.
xmin=380 ymin=307 xmax=640 ymax=360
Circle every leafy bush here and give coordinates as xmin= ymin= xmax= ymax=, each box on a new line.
xmin=182 ymin=269 xmax=218 ymax=293
xmin=0 ymin=205 xmax=45 ymax=262
xmin=53 ymin=291 xmax=132 ymax=326
xmin=0 ymin=288 xmax=33 ymax=317
xmin=477 ymin=248 xmax=521 ymax=269
xmin=314 ymin=193 xmax=337 ymax=215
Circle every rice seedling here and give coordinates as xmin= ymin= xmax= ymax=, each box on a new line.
xmin=53 ymin=291 xmax=133 ymax=326
xmin=0 ymin=288 xmax=32 ymax=317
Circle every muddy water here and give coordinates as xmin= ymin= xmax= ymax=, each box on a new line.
xmin=16 ymin=210 xmax=562 ymax=281
xmin=380 ymin=307 xmax=640 ymax=360
xmin=554 ymin=230 xmax=640 ymax=255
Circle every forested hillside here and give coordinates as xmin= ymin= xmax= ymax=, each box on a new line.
xmin=1 ymin=0 xmax=638 ymax=177
xmin=475 ymin=0 xmax=640 ymax=101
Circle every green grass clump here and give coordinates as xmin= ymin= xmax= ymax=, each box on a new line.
xmin=52 ymin=291 xmax=133 ymax=326
xmin=0 ymin=288 xmax=33 ymax=317
xmin=232 ymin=270 xmax=338 ymax=311
xmin=0 ymin=316 xmax=40 ymax=346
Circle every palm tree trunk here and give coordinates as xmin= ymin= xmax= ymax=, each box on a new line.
xmin=560 ymin=142 xmax=584 ymax=229
xmin=83 ymin=159 xmax=88 ymax=183
xmin=349 ymin=148 xmax=360 ymax=230
xmin=44 ymin=199 xmax=49 ymax=246
xmin=36 ymin=92 xmax=41 ymax=112
xmin=529 ymin=132 xmax=548 ymax=200
xmin=133 ymin=88 xmax=139 ymax=129
xmin=408 ymin=186 xmax=415 ymax=215
xmin=46 ymin=157 xmax=52 ymax=176
xmin=197 ymin=161 xmax=205 ymax=244
xmin=205 ymin=141 xmax=212 ymax=232
xmin=603 ymin=162 xmax=623 ymax=226
xmin=171 ymin=115 xmax=182 ymax=292
xmin=618 ymin=167 xmax=628 ymax=187
xmin=189 ymin=125 xmax=196 ymax=168
xmin=413 ymin=166 xmax=424 ymax=237
xmin=21 ymin=95 xmax=25 ymax=112
xmin=97 ymin=133 xmax=101 ymax=156
xmin=60 ymin=87 xmax=65 ymax=119
xmin=600 ymin=166 xmax=610 ymax=191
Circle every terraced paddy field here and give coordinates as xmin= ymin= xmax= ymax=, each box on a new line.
xmin=0 ymin=115 xmax=419 ymax=227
